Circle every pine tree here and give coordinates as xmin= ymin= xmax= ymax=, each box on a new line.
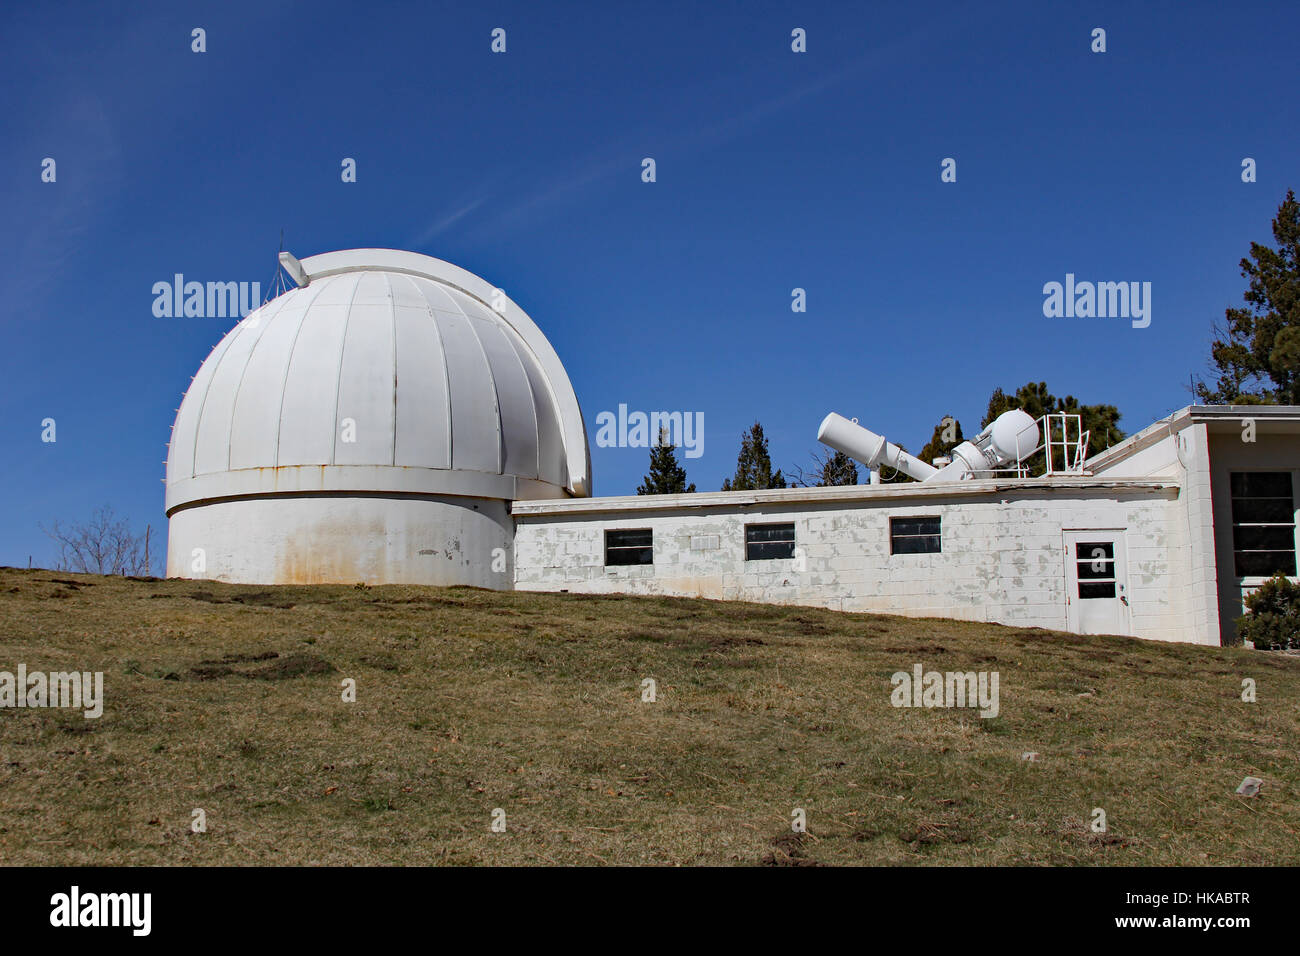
xmin=1196 ymin=189 xmax=1300 ymax=405
xmin=636 ymin=427 xmax=695 ymax=495
xmin=816 ymin=449 xmax=858 ymax=486
xmin=918 ymin=415 xmax=964 ymax=466
xmin=721 ymin=422 xmax=786 ymax=491
xmin=791 ymin=448 xmax=858 ymax=487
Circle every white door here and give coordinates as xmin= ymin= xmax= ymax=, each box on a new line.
xmin=1063 ymin=530 xmax=1131 ymax=635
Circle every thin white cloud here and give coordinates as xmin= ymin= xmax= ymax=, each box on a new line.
xmin=411 ymin=197 xmax=487 ymax=245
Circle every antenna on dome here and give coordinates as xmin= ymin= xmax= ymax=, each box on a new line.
xmin=263 ymin=229 xmax=299 ymax=303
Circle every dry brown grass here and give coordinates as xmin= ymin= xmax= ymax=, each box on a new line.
xmin=1 ymin=567 xmax=1297 ymax=865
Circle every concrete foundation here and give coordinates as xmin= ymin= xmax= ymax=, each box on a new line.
xmin=167 ymin=494 xmax=513 ymax=587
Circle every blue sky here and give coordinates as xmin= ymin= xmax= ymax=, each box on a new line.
xmin=2 ymin=0 xmax=1298 ymax=568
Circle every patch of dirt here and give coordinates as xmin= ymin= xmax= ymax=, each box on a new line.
xmin=187 ymin=665 xmax=236 ymax=681
xmin=882 ymin=644 xmax=948 ymax=655
xmin=186 ymin=652 xmax=332 ymax=681
xmin=790 ymin=616 xmax=829 ymax=634
xmin=704 ymin=636 xmax=765 ymax=648
xmin=1088 ymin=832 xmax=1135 ymax=848
xmin=229 ymin=592 xmax=297 ymax=609
xmin=760 ymin=831 xmax=823 ymax=867
xmin=180 ymin=590 xmax=296 ymax=609
xmin=247 ymin=654 xmax=334 ymax=680
xmin=183 ymin=591 xmax=229 ymax=605
xmin=369 ymin=596 xmax=467 ymax=608
xmin=199 ymin=652 xmax=280 ymax=665
xmin=900 ymin=820 xmax=971 ymax=847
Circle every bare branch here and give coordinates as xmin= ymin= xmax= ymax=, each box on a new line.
xmin=40 ymin=505 xmax=148 ymax=576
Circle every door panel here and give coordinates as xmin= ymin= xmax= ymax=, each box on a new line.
xmin=1064 ymin=530 xmax=1131 ymax=635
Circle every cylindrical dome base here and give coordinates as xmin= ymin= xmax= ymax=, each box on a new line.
xmin=166 ymin=494 xmax=514 ymax=588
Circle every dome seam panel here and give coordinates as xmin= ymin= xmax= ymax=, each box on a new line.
xmin=273 ymin=276 xmax=339 ymax=468
xmin=328 ymin=273 xmax=365 ymax=467
xmin=446 ymin=291 xmax=504 ymax=477
xmin=386 ymin=272 xmax=397 ymax=467
xmin=495 ymin=322 xmax=544 ymax=483
xmin=399 ymin=273 xmax=454 ymax=469
xmin=200 ymin=291 xmax=295 ymax=475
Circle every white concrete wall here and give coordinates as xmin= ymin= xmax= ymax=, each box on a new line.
xmin=1088 ymin=427 xmax=1182 ymax=478
xmin=514 ymin=483 xmax=1205 ymax=643
xmin=168 ymin=494 xmax=514 ymax=587
xmin=1177 ymin=425 xmax=1223 ymax=645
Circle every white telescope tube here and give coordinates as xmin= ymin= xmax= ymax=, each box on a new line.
xmin=818 ymin=408 xmax=1043 ymax=484
xmin=817 ymin=413 xmax=939 ymax=482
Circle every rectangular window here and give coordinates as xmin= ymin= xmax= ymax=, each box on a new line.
xmin=1230 ymin=472 xmax=1297 ymax=577
xmin=1075 ymin=541 xmax=1116 ymax=599
xmin=605 ymin=528 xmax=653 ymax=566
xmin=890 ymin=516 xmax=941 ymax=554
xmin=745 ymin=522 xmax=796 ymax=561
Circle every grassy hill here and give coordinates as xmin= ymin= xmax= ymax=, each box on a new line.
xmin=1 ymin=567 xmax=1297 ymax=866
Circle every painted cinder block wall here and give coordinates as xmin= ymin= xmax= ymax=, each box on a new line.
xmin=512 ymin=479 xmax=1205 ymax=643
xmin=1082 ymin=423 xmax=1221 ymax=644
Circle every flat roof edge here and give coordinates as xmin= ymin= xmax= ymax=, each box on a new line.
xmin=511 ymin=477 xmax=1180 ymax=516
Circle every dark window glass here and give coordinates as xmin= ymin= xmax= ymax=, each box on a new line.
xmin=1231 ymin=472 xmax=1293 ymax=497
xmin=606 ymin=529 xmax=653 ymax=566
xmin=1235 ymin=550 xmax=1297 ymax=577
xmin=1076 ymin=542 xmax=1115 ymax=580
xmin=745 ymin=523 xmax=795 ymax=560
xmin=1236 ymin=525 xmax=1298 ymax=552
xmin=892 ymin=516 xmax=941 ymax=538
xmin=1230 ymin=471 xmax=1296 ymax=578
xmin=1076 ymin=542 xmax=1114 ymax=562
xmin=1230 ymin=497 xmax=1295 ymax=524
xmin=891 ymin=516 xmax=941 ymax=554
xmin=1078 ymin=582 xmax=1117 ymax=600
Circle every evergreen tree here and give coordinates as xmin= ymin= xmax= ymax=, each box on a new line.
xmin=721 ymin=422 xmax=786 ymax=490
xmin=1196 ymin=189 xmax=1300 ymax=405
xmin=918 ymin=415 xmax=964 ymax=466
xmin=636 ymin=427 xmax=695 ymax=495
xmin=791 ymin=448 xmax=858 ymax=487
xmin=816 ymin=449 xmax=858 ymax=486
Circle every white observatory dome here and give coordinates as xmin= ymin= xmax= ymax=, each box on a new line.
xmin=165 ymin=248 xmax=590 ymax=587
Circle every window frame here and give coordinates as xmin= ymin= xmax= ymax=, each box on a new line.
xmin=604 ymin=528 xmax=654 ymax=567
xmin=890 ymin=515 xmax=942 ymax=555
xmin=744 ymin=522 xmax=797 ymax=562
xmin=1229 ymin=471 xmax=1297 ymax=580
xmin=1074 ymin=541 xmax=1117 ymax=600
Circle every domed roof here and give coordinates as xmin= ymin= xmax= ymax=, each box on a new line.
xmin=166 ymin=249 xmax=590 ymax=514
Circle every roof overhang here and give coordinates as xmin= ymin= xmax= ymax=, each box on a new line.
xmin=512 ymin=476 xmax=1179 ymax=518
xmin=1085 ymin=403 xmax=1300 ymax=472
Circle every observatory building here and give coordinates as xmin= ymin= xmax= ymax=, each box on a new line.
xmin=165 ymin=249 xmax=590 ymax=588
xmin=167 ymin=248 xmax=1300 ymax=647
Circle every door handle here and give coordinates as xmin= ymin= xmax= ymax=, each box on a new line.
xmin=1120 ymin=595 xmax=1128 ymax=606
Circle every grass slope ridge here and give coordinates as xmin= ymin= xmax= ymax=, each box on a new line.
xmin=1 ymin=568 xmax=1297 ymax=866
